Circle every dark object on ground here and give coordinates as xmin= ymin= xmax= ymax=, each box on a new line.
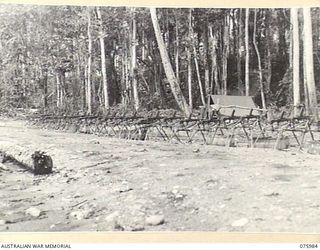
xmin=32 ymin=151 xmax=53 ymax=175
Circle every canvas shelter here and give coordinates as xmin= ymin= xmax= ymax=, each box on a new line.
xmin=208 ymin=95 xmax=262 ymax=117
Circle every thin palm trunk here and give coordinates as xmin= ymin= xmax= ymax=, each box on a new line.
xmin=303 ymin=7 xmax=318 ymax=119
xmin=124 ymin=40 xmax=130 ymax=105
xmin=150 ymin=8 xmax=190 ymax=117
xmin=86 ymin=8 xmax=92 ymax=114
xmin=56 ymin=73 xmax=60 ymax=108
xmin=291 ymin=8 xmax=300 ymax=115
xmin=189 ymin=9 xmax=205 ymax=106
xmin=253 ymin=9 xmax=266 ymax=109
xmin=131 ymin=8 xmax=139 ymax=110
xmin=209 ymin=26 xmax=219 ymax=95
xmin=237 ymin=8 xmax=243 ymax=95
xmin=245 ymin=8 xmax=250 ymax=96
xmin=222 ymin=14 xmax=229 ymax=95
xmin=265 ymin=10 xmax=272 ymax=94
xmin=193 ymin=45 xmax=206 ymax=106
xmin=188 ymin=9 xmax=193 ymax=110
xmin=42 ymin=68 xmax=48 ymax=108
xmin=97 ymin=7 xmax=110 ymax=110
xmin=187 ymin=48 xmax=192 ymax=110
xmin=204 ymin=23 xmax=210 ymax=99
xmin=175 ymin=13 xmax=180 ymax=83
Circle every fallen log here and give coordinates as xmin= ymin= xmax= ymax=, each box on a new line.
xmin=0 ymin=143 xmax=53 ymax=175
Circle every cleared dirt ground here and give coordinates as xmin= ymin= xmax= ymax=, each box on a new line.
xmin=0 ymin=119 xmax=319 ymax=232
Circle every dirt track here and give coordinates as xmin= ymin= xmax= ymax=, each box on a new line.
xmin=0 ymin=119 xmax=320 ymax=232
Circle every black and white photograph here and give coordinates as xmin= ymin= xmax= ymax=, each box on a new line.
xmin=0 ymin=3 xmax=320 ymax=233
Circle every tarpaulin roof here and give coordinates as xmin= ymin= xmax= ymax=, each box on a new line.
xmin=209 ymin=95 xmax=261 ymax=117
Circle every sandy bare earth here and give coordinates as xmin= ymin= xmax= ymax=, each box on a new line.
xmin=0 ymin=119 xmax=320 ymax=232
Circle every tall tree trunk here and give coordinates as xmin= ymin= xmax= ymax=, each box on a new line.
xmin=187 ymin=9 xmax=193 ymax=110
xmin=76 ymin=49 xmax=85 ymax=110
xmin=84 ymin=63 xmax=88 ymax=110
xmin=150 ymin=8 xmax=190 ymax=117
xmin=289 ymin=17 xmax=293 ymax=70
xmin=124 ymin=39 xmax=130 ymax=106
xmin=97 ymin=7 xmax=110 ymax=110
xmin=21 ymin=54 xmax=26 ymax=107
xmin=291 ymin=8 xmax=300 ymax=115
xmin=42 ymin=68 xmax=48 ymax=108
xmin=303 ymin=51 xmax=310 ymax=113
xmin=245 ymin=8 xmax=250 ymax=96
xmin=237 ymin=8 xmax=243 ymax=95
xmin=189 ymin=10 xmax=205 ymax=106
xmin=203 ymin=22 xmax=210 ymax=99
xmin=120 ymin=48 xmax=125 ymax=105
xmin=60 ymin=71 xmax=66 ymax=108
xmin=131 ymin=8 xmax=139 ymax=111
xmin=71 ymin=38 xmax=78 ymax=110
xmin=193 ymin=44 xmax=206 ymax=106
xmin=175 ymin=13 xmax=180 ymax=83
xmin=56 ymin=72 xmax=61 ymax=108
xmin=222 ymin=14 xmax=229 ymax=95
xmin=86 ymin=8 xmax=92 ymax=114
xmin=119 ymin=36 xmax=125 ymax=105
xmin=187 ymin=48 xmax=192 ymax=110
xmin=265 ymin=9 xmax=272 ymax=94
xmin=303 ymin=7 xmax=318 ymax=119
xmin=253 ymin=9 xmax=266 ymax=109
xmin=209 ymin=26 xmax=219 ymax=95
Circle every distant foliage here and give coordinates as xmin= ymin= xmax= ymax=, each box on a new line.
xmin=0 ymin=5 xmax=319 ymax=115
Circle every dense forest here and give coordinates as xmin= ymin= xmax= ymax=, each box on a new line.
xmin=0 ymin=5 xmax=319 ymax=117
